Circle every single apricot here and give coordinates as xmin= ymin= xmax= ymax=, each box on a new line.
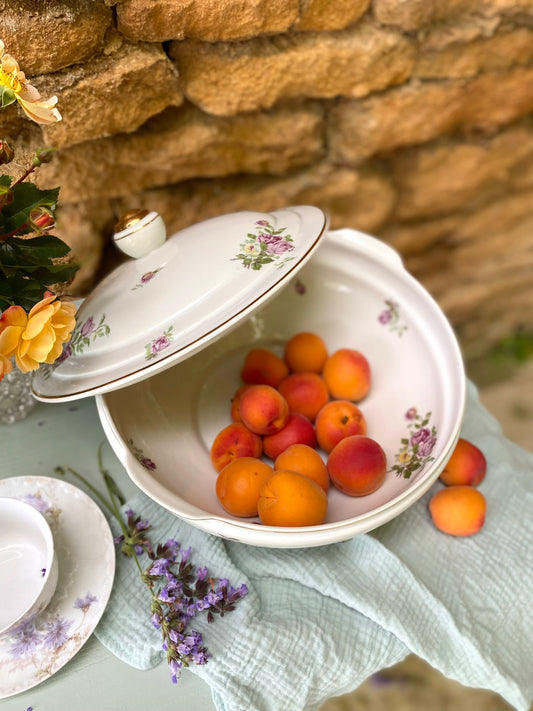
xmin=258 ymin=470 xmax=328 ymax=527
xmin=315 ymin=400 xmax=367 ymax=454
xmin=216 ymin=457 xmax=274 ymax=517
xmin=263 ymin=412 xmax=318 ymax=460
xmin=239 ymin=384 xmax=289 ymax=435
xmin=322 ymin=348 xmax=371 ymax=401
xmin=440 ymin=438 xmax=487 ymax=487
xmin=230 ymin=385 xmax=253 ymax=423
xmin=210 ymin=423 xmax=263 ymax=472
xmin=284 ymin=332 xmax=328 ymax=374
xmin=277 ymin=372 xmax=330 ymax=423
xmin=240 ymin=347 xmax=289 ymax=388
xmin=274 ymin=443 xmax=330 ymax=493
xmin=429 ymin=486 xmax=486 ymax=537
xmin=327 ymin=435 xmax=387 ymax=496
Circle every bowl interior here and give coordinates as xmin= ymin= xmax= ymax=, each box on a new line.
xmin=100 ymin=230 xmax=465 ymax=546
xmin=0 ymin=498 xmax=54 ymax=633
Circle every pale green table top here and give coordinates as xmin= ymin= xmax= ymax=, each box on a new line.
xmin=0 ymin=396 xmax=217 ymax=711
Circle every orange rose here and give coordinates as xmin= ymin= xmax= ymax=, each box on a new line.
xmin=0 ymin=295 xmax=77 ymax=374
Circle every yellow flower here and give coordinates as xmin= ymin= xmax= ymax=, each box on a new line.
xmin=244 ymin=244 xmax=259 ymax=255
xmin=398 ymin=450 xmax=412 ymax=464
xmin=0 ymin=294 xmax=77 ymax=374
xmin=0 ymin=40 xmax=61 ymax=124
xmin=0 ymin=353 xmax=12 ymax=380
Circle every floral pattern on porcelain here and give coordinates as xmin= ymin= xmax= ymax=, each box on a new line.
xmin=391 ymin=408 xmax=437 ymax=479
xmin=22 ymin=492 xmax=61 ymax=532
xmin=144 ymin=326 xmax=174 ymax=361
xmin=233 ymin=220 xmax=295 ymax=271
xmin=41 ymin=313 xmax=111 ymax=378
xmin=378 ymin=300 xmax=407 ymax=337
xmin=6 ymin=592 xmax=98 ymax=679
xmin=127 ymin=438 xmax=157 ymax=471
xmin=132 ymin=268 xmax=162 ymax=291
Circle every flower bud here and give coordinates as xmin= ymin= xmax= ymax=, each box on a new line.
xmin=29 ymin=206 xmax=55 ymax=233
xmin=0 ymin=140 xmax=14 ymax=165
xmin=32 ymin=146 xmax=56 ymax=167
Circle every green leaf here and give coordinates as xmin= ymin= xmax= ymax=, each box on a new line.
xmin=0 ymin=175 xmax=12 ymax=189
xmin=8 ymin=234 xmax=71 ymax=262
xmin=0 ymin=183 xmax=60 ymax=234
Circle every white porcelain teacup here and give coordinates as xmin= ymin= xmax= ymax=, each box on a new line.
xmin=0 ymin=497 xmax=58 ymax=635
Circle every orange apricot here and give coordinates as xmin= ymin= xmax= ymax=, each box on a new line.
xmin=429 ymin=486 xmax=486 ymax=536
xmin=210 ymin=423 xmax=263 ymax=472
xmin=240 ymin=347 xmax=289 ymax=388
xmin=216 ymin=457 xmax=274 ymax=517
xmin=230 ymin=385 xmax=253 ymax=423
xmin=284 ymin=332 xmax=328 ymax=374
xmin=257 ymin=470 xmax=328 ymax=527
xmin=327 ymin=435 xmax=386 ymax=496
xmin=274 ymin=443 xmax=330 ymax=492
xmin=263 ymin=412 xmax=317 ymax=460
xmin=440 ymin=438 xmax=487 ymax=487
xmin=322 ymin=348 xmax=371 ymax=401
xmin=277 ymin=372 xmax=330 ymax=423
xmin=315 ymin=400 xmax=367 ymax=454
xmin=239 ymin=384 xmax=289 ymax=435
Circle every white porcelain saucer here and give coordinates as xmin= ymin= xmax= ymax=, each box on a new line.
xmin=0 ymin=476 xmax=115 ymax=699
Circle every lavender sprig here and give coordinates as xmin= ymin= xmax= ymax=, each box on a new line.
xmin=58 ymin=444 xmax=248 ymax=682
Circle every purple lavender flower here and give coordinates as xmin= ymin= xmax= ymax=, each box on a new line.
xmin=151 ymin=335 xmax=170 ymax=354
xmin=9 ymin=623 xmax=43 ymax=658
xmin=405 ymin=407 xmax=417 ymax=420
xmin=196 ymin=566 xmax=208 ymax=581
xmin=411 ymin=427 xmax=431 ymax=446
xmin=169 ymin=658 xmax=183 ymax=684
xmin=23 ymin=494 xmax=49 ymax=513
xmin=141 ymin=271 xmax=156 ymax=284
xmin=158 ymin=587 xmax=176 ymax=603
xmin=74 ymin=592 xmax=98 ymax=612
xmin=80 ymin=316 xmax=95 ymax=337
xmin=378 ymin=309 xmax=392 ymax=325
xmin=180 ymin=546 xmax=191 ymax=563
xmin=418 ymin=435 xmax=437 ymax=457
xmin=205 ymin=590 xmax=223 ymax=606
xmin=43 ymin=617 xmax=71 ymax=649
xmin=150 ymin=558 xmax=170 ymax=576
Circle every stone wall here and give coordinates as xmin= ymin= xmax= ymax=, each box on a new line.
xmin=2 ymin=0 xmax=533 ymax=363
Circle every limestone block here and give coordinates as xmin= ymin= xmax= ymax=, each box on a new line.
xmin=372 ymin=0 xmax=533 ymax=32
xmin=0 ymin=0 xmax=112 ymax=75
xmin=54 ymin=200 xmax=115 ymax=295
xmin=170 ymin=19 xmax=415 ymax=116
xmin=294 ymin=0 xmax=370 ymax=31
xmin=34 ymin=41 xmax=183 ymax=148
xmin=415 ymin=28 xmax=533 ymax=79
xmin=114 ymin=161 xmax=396 ymax=237
xmin=383 ymin=191 xmax=533 ymax=354
xmin=328 ymin=67 xmax=533 ymax=163
xmin=35 ymin=103 xmax=325 ymax=203
xmin=116 ymin=0 xmax=299 ymax=42
xmin=418 ymin=15 xmax=501 ymax=52
xmin=391 ymin=124 xmax=533 ymax=219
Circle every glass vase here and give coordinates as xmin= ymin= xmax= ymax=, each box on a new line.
xmin=0 ymin=363 xmax=36 ymax=425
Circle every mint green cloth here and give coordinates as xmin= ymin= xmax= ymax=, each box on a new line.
xmin=93 ymin=381 xmax=533 ymax=711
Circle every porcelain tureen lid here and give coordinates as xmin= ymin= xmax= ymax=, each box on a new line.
xmin=32 ymin=206 xmax=328 ymax=402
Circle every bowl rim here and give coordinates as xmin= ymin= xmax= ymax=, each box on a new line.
xmin=0 ymin=497 xmax=56 ymax=634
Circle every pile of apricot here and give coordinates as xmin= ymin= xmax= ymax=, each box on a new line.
xmin=210 ymin=332 xmax=387 ymax=527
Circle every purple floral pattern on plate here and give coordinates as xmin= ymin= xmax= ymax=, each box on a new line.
xmin=232 ymin=220 xmax=295 ymax=271
xmin=391 ymin=407 xmax=437 ymax=479
xmin=127 ymin=438 xmax=157 ymax=471
xmin=144 ymin=326 xmax=174 ymax=361
xmin=378 ymin=299 xmax=407 ymax=337
xmin=41 ymin=313 xmax=111 ymax=378
xmin=132 ymin=268 xmax=162 ymax=291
